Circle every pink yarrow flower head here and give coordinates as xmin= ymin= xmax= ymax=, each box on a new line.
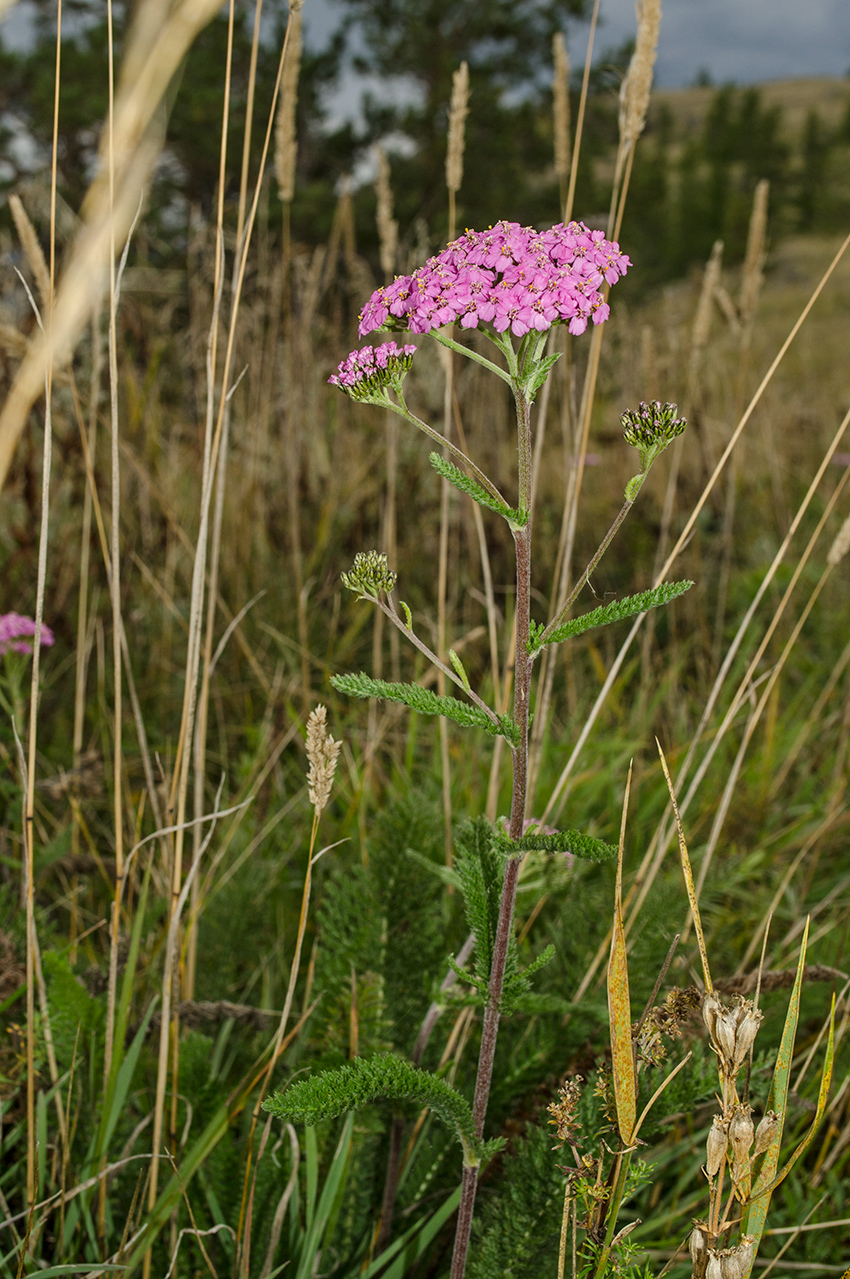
xmin=329 ymin=341 xmax=417 ymax=403
xmin=357 ymin=219 xmax=630 ymax=340
xmin=0 ymin=613 xmax=55 ymax=656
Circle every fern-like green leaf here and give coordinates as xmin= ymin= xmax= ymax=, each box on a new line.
xmin=264 ymin=1052 xmax=493 ymax=1167
xmin=529 ymin=580 xmax=694 ymax=652
xmin=496 ymin=829 xmax=618 ymax=863
xmin=332 ymin=672 xmax=519 ymax=745
xmin=429 ymin=453 xmax=528 ymax=527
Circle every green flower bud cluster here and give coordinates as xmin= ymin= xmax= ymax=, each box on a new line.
xmin=621 ymin=400 xmax=687 ymax=454
xmin=341 ymin=550 xmax=398 ymax=600
xmin=621 ymin=401 xmax=688 ymax=499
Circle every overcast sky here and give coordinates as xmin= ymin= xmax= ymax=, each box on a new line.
xmin=302 ymin=0 xmax=850 ymax=126
xmin=3 ymin=0 xmax=849 ymax=112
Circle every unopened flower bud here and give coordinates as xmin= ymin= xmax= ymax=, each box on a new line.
xmin=702 ymin=990 xmax=722 ymax=1041
xmin=732 ymin=1006 xmax=763 ymax=1071
xmin=341 ymin=550 xmax=398 ymax=600
xmin=729 ymin=1104 xmax=755 ymax=1172
xmin=753 ymin=1110 xmax=780 ymax=1156
xmin=706 ymin=1252 xmax=723 ymax=1279
xmin=689 ymin=1221 xmax=710 ymax=1277
xmin=706 ymin=1115 xmax=728 ymax=1177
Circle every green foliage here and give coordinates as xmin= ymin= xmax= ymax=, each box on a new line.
xmin=264 ymin=1051 xmax=499 ymax=1166
xmin=429 ymin=452 xmax=528 ymax=527
xmin=451 ymin=819 xmax=557 ymax=1015
xmin=496 ymin=827 xmax=618 ymax=864
xmin=312 ymin=794 xmax=447 ymax=1057
xmin=331 ymin=672 xmax=520 ymax=745
xmin=42 ymin=949 xmax=103 ymax=1073
xmin=467 ymin=1123 xmax=564 ymax=1279
xmin=528 ymin=581 xmax=694 ymax=651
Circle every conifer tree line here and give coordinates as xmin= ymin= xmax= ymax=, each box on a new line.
xmin=2 ymin=0 xmax=849 ymax=287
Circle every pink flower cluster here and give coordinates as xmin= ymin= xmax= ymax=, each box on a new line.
xmin=358 ymin=220 xmax=630 ymax=340
xmin=0 ymin=612 xmax=55 ymax=656
xmin=328 ymin=340 xmax=417 ymax=396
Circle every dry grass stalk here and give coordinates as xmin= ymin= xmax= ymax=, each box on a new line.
xmin=688 ymin=238 xmax=723 ymax=389
xmin=9 ymin=195 xmax=51 ymax=310
xmin=541 ymin=228 xmax=850 ymax=826
xmin=0 ymin=0 xmax=227 ymax=493
xmin=552 ymin=34 xmax=571 ymax=203
xmin=374 ymin=146 xmax=398 ymax=280
xmin=274 ymin=1 xmax=302 ymax=204
xmin=446 ymin=60 xmax=470 ymax=197
xmin=827 ymin=514 xmax=850 ymax=566
xmin=618 ymin=0 xmax=662 ymax=152
xmin=564 ymin=0 xmax=600 ymax=222
xmin=739 ymin=179 xmax=769 ymax=327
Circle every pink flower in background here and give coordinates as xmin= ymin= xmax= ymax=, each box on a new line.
xmin=0 ymin=613 xmax=55 ymax=656
xmin=357 ymin=219 xmax=630 ymax=340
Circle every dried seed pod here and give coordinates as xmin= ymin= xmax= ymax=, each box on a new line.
xmin=706 ymin=1251 xmax=723 ymax=1279
xmin=720 ymin=1248 xmax=744 ymax=1279
xmin=702 ymin=990 xmax=722 ymax=1041
xmin=753 ymin=1110 xmax=780 ymax=1156
xmin=729 ymin=1104 xmax=755 ymax=1172
xmin=715 ymin=1008 xmax=738 ymax=1064
xmin=706 ymin=1115 xmax=728 ymax=1177
xmin=737 ymin=1236 xmax=756 ymax=1271
xmin=732 ymin=1005 xmax=763 ymax=1071
xmin=689 ymin=1221 xmax=710 ymax=1278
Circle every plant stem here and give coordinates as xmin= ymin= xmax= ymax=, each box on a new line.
xmin=393 ymin=391 xmax=510 ymax=507
xmin=536 ymin=493 xmax=637 ymax=651
xmin=449 ymin=388 xmax=533 ymax=1279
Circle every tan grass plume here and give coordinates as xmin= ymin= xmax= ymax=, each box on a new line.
xmin=374 ymin=146 xmax=398 ymax=280
xmin=274 ymin=1 xmax=303 ymax=204
xmin=552 ymin=34 xmax=571 ymax=193
xmin=739 ymin=179 xmax=769 ymax=327
xmin=306 ymin=705 xmax=342 ymax=816
xmin=688 ymin=238 xmax=723 ymax=384
xmin=446 ymin=60 xmax=470 ymax=196
xmin=9 ymin=195 xmax=51 ymax=311
xmin=618 ymin=0 xmax=662 ymax=151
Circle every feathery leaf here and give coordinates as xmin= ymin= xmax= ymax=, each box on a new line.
xmin=529 ymin=580 xmax=693 ymax=652
xmin=332 ymin=672 xmax=519 ymax=745
xmin=429 ymin=452 xmax=528 ymax=527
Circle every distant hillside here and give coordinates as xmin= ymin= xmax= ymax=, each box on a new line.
xmin=651 ymin=76 xmax=850 ymax=140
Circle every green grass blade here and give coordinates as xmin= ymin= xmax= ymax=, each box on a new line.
xmin=362 ymin=1187 xmax=462 ymax=1279
xmin=740 ymin=917 xmax=810 ymax=1260
xmin=767 ymin=992 xmax=835 ymax=1195
xmin=607 ymin=767 xmax=636 ymax=1146
xmin=295 ymin=1114 xmax=354 ymax=1279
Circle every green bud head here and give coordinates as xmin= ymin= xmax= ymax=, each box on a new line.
xmin=341 ymin=550 xmax=398 ymax=599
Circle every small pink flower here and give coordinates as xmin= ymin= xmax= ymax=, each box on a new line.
xmin=0 ymin=613 xmax=55 ymax=656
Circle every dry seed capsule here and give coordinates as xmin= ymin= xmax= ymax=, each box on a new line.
xmin=702 ymin=990 xmax=722 ymax=1041
xmin=706 ymin=1115 xmax=728 ymax=1177
xmin=706 ymin=1252 xmax=723 ymax=1279
xmin=715 ymin=1008 xmax=738 ymax=1064
xmin=720 ymin=1248 xmax=744 ymax=1279
xmin=753 ymin=1110 xmax=780 ymax=1156
xmin=729 ymin=1104 xmax=755 ymax=1172
xmin=737 ymin=1236 xmax=755 ymax=1271
xmin=732 ymin=1005 xmax=763 ymax=1072
xmin=689 ymin=1221 xmax=710 ymax=1278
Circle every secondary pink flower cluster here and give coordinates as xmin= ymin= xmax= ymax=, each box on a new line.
xmin=0 ymin=612 xmax=55 ymax=656
xmin=328 ymin=340 xmax=417 ymax=397
xmin=358 ymin=219 xmax=630 ymax=339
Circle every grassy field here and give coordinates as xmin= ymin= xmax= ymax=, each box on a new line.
xmin=1 ymin=5 xmax=850 ymax=1273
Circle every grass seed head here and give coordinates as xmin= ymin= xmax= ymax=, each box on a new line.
xmin=306 ymin=705 xmax=342 ymax=816
xmin=446 ymin=61 xmax=470 ymax=196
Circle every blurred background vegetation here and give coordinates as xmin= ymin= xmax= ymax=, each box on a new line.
xmin=1 ymin=0 xmax=850 ymax=1275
